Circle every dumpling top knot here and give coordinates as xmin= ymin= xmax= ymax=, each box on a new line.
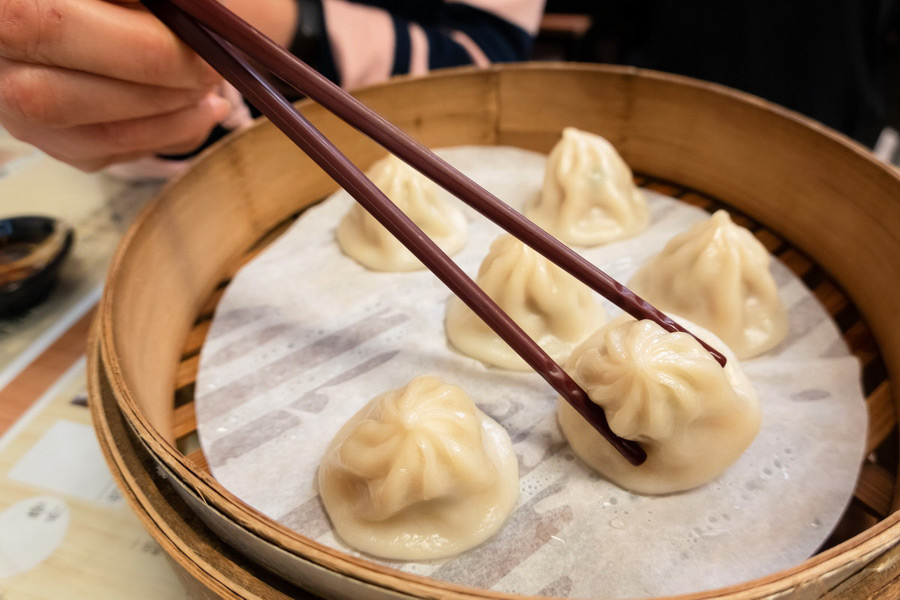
xmin=558 ymin=315 xmax=760 ymax=494
xmin=526 ymin=127 xmax=648 ymax=246
xmin=675 ymin=210 xmax=771 ymax=282
xmin=572 ymin=319 xmax=737 ymax=441
xmin=446 ymin=234 xmax=606 ymax=370
xmin=629 ymin=210 xmax=787 ymax=359
xmin=473 ymin=235 xmax=601 ymax=343
xmin=336 ymin=376 xmax=496 ymax=521
xmin=318 ymin=375 xmax=519 ymax=559
xmin=336 ymin=154 xmax=467 ymax=271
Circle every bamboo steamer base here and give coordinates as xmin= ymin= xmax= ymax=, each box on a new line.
xmin=89 ymin=64 xmax=900 ymax=599
xmin=162 ymin=176 xmax=898 ymax=600
xmin=89 ymin=335 xmax=317 ymax=600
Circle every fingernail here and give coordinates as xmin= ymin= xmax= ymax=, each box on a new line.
xmin=204 ymin=93 xmax=231 ymax=121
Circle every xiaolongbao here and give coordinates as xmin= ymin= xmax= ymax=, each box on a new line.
xmin=525 ymin=127 xmax=648 ymax=246
xmin=558 ymin=315 xmax=760 ymax=494
xmin=629 ymin=210 xmax=788 ymax=359
xmin=318 ymin=376 xmax=518 ymax=559
xmin=336 ymin=154 xmax=467 ymax=271
xmin=446 ymin=234 xmax=606 ymax=370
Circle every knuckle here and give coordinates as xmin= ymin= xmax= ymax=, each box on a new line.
xmin=0 ymin=0 xmax=36 ymax=58
xmin=136 ymin=26 xmax=214 ymax=88
xmin=157 ymin=131 xmax=208 ymax=156
xmin=0 ymin=66 xmax=54 ymax=124
xmin=57 ymin=146 xmax=125 ymax=173
xmin=194 ymin=57 xmax=220 ymax=87
xmin=91 ymin=101 xmax=217 ymax=156
xmin=0 ymin=117 xmax=29 ymax=142
xmin=179 ymin=127 xmax=212 ymax=152
xmin=0 ymin=0 xmax=63 ymax=62
xmin=92 ymin=119 xmax=136 ymax=154
xmin=134 ymin=33 xmax=175 ymax=84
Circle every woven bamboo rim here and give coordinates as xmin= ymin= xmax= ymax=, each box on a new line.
xmin=92 ymin=64 xmax=900 ymax=599
xmin=89 ymin=321 xmax=384 ymax=599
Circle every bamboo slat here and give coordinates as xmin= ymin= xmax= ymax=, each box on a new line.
xmin=172 ymin=177 xmax=895 ymax=553
xmin=90 ymin=65 xmax=900 ymax=600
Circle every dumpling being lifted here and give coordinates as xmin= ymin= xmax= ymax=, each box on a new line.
xmin=317 ymin=376 xmax=518 ymax=560
xmin=558 ymin=315 xmax=760 ymax=495
xmin=446 ymin=234 xmax=607 ymax=370
xmin=336 ymin=154 xmax=467 ymax=271
xmin=526 ymin=127 xmax=648 ymax=246
xmin=629 ymin=210 xmax=788 ymax=359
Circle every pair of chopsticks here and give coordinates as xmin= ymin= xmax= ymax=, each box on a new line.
xmin=144 ymin=0 xmax=725 ymax=466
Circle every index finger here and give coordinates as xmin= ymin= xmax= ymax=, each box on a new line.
xmin=0 ymin=0 xmax=221 ymax=89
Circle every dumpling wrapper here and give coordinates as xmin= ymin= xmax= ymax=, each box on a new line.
xmin=336 ymin=154 xmax=467 ymax=271
xmin=318 ymin=376 xmax=519 ymax=560
xmin=446 ymin=234 xmax=607 ymax=370
xmin=629 ymin=210 xmax=788 ymax=359
xmin=526 ymin=127 xmax=648 ymax=246
xmin=558 ymin=315 xmax=760 ymax=495
xmin=198 ymin=146 xmax=867 ymax=597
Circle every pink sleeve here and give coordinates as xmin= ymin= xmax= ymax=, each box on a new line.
xmin=322 ymin=0 xmax=396 ymax=90
xmin=322 ymin=0 xmax=545 ymax=90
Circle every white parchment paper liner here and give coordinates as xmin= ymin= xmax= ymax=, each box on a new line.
xmin=196 ymin=147 xmax=867 ymax=599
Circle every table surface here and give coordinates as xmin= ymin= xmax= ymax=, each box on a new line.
xmin=3 ymin=124 xmax=898 ymax=600
xmin=0 ymin=130 xmax=189 ymax=599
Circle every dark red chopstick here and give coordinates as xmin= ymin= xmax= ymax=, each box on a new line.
xmin=149 ymin=0 xmax=726 ymax=370
xmin=143 ymin=0 xmax=647 ymax=466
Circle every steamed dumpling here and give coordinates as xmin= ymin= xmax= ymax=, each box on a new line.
xmin=318 ymin=376 xmax=518 ymax=560
xmin=558 ymin=315 xmax=760 ymax=495
xmin=336 ymin=154 xmax=467 ymax=271
xmin=629 ymin=210 xmax=788 ymax=359
xmin=446 ymin=234 xmax=607 ymax=370
xmin=525 ymin=127 xmax=648 ymax=246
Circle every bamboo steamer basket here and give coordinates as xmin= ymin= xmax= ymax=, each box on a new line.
xmin=89 ymin=64 xmax=900 ymax=599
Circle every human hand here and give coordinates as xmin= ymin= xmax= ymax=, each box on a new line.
xmin=0 ymin=0 xmax=230 ymax=171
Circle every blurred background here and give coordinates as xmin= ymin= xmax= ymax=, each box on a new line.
xmin=1 ymin=2 xmax=899 ymax=597
xmin=536 ymin=0 xmax=900 ymax=158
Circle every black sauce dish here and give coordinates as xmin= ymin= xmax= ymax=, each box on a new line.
xmin=0 ymin=216 xmax=74 ymax=316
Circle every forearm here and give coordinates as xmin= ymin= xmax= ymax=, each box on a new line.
xmin=226 ymin=0 xmax=300 ymax=47
xmin=320 ymin=0 xmax=545 ymax=90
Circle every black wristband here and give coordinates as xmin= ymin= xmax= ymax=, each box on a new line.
xmin=289 ymin=0 xmax=325 ymax=63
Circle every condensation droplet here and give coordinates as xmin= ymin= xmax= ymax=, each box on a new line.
xmin=609 ymin=518 xmax=626 ymax=530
